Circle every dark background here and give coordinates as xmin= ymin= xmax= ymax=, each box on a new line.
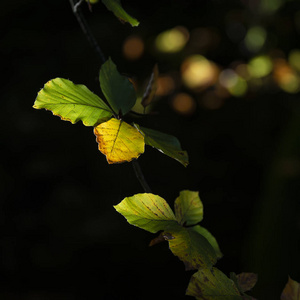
xmin=1 ymin=0 xmax=300 ymax=299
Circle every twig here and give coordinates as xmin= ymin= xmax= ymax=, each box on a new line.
xmin=69 ymin=0 xmax=152 ymax=193
xmin=132 ymin=160 xmax=152 ymax=193
xmin=69 ymin=0 xmax=106 ymax=64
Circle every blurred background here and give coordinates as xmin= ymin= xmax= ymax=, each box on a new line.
xmin=1 ymin=0 xmax=300 ymax=299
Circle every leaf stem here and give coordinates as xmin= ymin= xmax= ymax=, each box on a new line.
xmin=69 ymin=0 xmax=106 ymax=64
xmin=132 ymin=160 xmax=152 ymax=193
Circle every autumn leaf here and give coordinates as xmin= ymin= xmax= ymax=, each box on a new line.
xmin=236 ymin=273 xmax=258 ymax=293
xmin=186 ymin=268 xmax=242 ymax=300
xmin=94 ymin=118 xmax=144 ymax=164
xmin=165 ymin=227 xmax=217 ymax=270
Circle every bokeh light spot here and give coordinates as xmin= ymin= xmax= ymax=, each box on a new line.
xmin=245 ymin=26 xmax=267 ymax=52
xmin=156 ymin=75 xmax=176 ymax=96
xmin=219 ymin=69 xmax=238 ymax=89
xmin=235 ymin=63 xmax=251 ymax=80
xmin=123 ymin=35 xmax=144 ymax=60
xmin=181 ymin=55 xmax=219 ymax=90
xmin=260 ymin=0 xmax=283 ymax=13
xmin=171 ymin=93 xmax=196 ymax=115
xmin=273 ymin=58 xmax=300 ymax=93
xmin=155 ymin=26 xmax=189 ymax=53
xmin=288 ymin=49 xmax=300 ymax=72
xmin=219 ymin=69 xmax=247 ymax=97
xmin=248 ymin=55 xmax=273 ymax=78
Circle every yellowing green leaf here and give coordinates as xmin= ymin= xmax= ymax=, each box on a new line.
xmin=186 ymin=268 xmax=242 ymax=300
xmin=192 ymin=225 xmax=223 ymax=259
xmin=94 ymin=118 xmax=144 ymax=164
xmin=33 ymin=78 xmax=113 ymax=126
xmin=174 ymin=190 xmax=203 ymax=226
xmin=165 ymin=227 xmax=217 ymax=270
xmin=135 ymin=124 xmax=189 ymax=167
xmin=102 ymin=0 xmax=139 ymax=27
xmin=114 ymin=193 xmax=178 ymax=233
xmin=281 ymin=277 xmax=300 ymax=300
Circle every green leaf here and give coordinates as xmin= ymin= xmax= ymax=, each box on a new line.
xmin=134 ymin=125 xmax=189 ymax=167
xmin=174 ymin=190 xmax=203 ymax=226
xmin=100 ymin=58 xmax=136 ymax=115
xmin=102 ymin=0 xmax=139 ymax=27
xmin=165 ymin=227 xmax=217 ymax=270
xmin=281 ymin=276 xmax=300 ymax=300
xmin=186 ymin=268 xmax=242 ymax=300
xmin=94 ymin=118 xmax=145 ymax=164
xmin=33 ymin=78 xmax=113 ymax=126
xmin=192 ymin=225 xmax=223 ymax=259
xmin=114 ymin=193 xmax=178 ymax=233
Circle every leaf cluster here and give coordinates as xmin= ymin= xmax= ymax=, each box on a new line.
xmin=114 ymin=190 xmax=257 ymax=299
xmin=33 ymin=58 xmax=188 ymax=166
xmin=33 ymin=1 xmax=300 ymax=299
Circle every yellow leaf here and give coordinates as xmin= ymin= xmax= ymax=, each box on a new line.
xmin=94 ymin=118 xmax=145 ymax=164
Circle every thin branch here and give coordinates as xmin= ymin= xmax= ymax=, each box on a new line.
xmin=132 ymin=160 xmax=152 ymax=193
xmin=69 ymin=0 xmax=152 ymax=193
xmin=69 ymin=0 xmax=106 ymax=64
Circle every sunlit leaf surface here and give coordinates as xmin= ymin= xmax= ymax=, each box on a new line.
xmin=165 ymin=227 xmax=217 ymax=270
xmin=100 ymin=58 xmax=136 ymax=115
xmin=33 ymin=78 xmax=113 ymax=126
xmin=186 ymin=268 xmax=242 ymax=300
xmin=281 ymin=277 xmax=300 ymax=300
xmin=114 ymin=193 xmax=178 ymax=233
xmin=94 ymin=118 xmax=144 ymax=164
xmin=135 ymin=124 xmax=189 ymax=167
xmin=174 ymin=190 xmax=203 ymax=226
xmin=102 ymin=0 xmax=139 ymax=27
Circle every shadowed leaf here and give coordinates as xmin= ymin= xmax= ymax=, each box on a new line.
xmin=186 ymin=268 xmax=242 ymax=300
xmin=33 ymin=78 xmax=113 ymax=126
xmin=236 ymin=273 xmax=258 ymax=293
xmin=192 ymin=225 xmax=223 ymax=259
xmin=281 ymin=277 xmax=300 ymax=300
xmin=114 ymin=193 xmax=178 ymax=233
xmin=134 ymin=124 xmax=189 ymax=167
xmin=100 ymin=58 xmax=136 ymax=115
xmin=174 ymin=190 xmax=203 ymax=226
xmin=94 ymin=118 xmax=144 ymax=163
xmin=141 ymin=64 xmax=159 ymax=108
xmin=165 ymin=227 xmax=217 ymax=270
xmin=102 ymin=0 xmax=139 ymax=26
